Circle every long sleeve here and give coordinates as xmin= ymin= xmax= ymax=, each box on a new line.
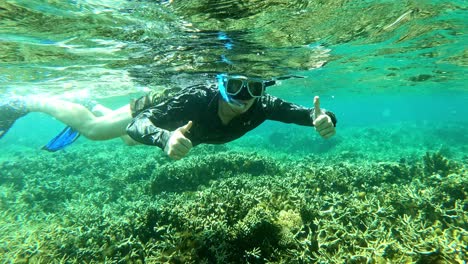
xmin=261 ymin=95 xmax=314 ymax=126
xmin=125 ymin=87 xmax=210 ymax=149
xmin=260 ymin=95 xmax=337 ymax=127
xmin=126 ymin=111 xmax=173 ymax=149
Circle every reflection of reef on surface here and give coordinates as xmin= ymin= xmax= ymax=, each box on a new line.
xmin=0 ymin=140 xmax=466 ymax=263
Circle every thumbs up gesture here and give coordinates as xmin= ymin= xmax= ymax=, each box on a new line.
xmin=164 ymin=121 xmax=193 ymax=160
xmin=312 ymin=96 xmax=336 ymax=139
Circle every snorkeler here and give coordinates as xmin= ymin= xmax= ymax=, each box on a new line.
xmin=0 ymin=74 xmax=337 ymax=160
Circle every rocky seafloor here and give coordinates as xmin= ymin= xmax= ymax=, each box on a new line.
xmin=0 ymin=122 xmax=467 ymax=263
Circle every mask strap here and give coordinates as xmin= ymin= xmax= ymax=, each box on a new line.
xmin=264 ymin=75 xmax=306 ymax=88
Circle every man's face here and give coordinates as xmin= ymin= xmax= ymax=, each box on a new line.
xmin=218 ymin=75 xmax=264 ymax=117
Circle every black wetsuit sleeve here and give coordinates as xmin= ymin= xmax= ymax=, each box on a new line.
xmin=262 ymin=95 xmax=337 ymax=127
xmin=126 ymin=111 xmax=173 ymax=149
xmin=261 ymin=95 xmax=315 ymax=126
xmin=126 ymin=90 xmax=204 ymax=149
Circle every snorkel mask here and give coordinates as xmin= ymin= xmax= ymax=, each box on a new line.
xmin=217 ymin=74 xmax=268 ymax=106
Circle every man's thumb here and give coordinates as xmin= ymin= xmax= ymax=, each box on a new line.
xmin=314 ymin=96 xmax=321 ymax=119
xmin=179 ymin=120 xmax=193 ymax=133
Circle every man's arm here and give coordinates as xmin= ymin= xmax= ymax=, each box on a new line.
xmin=126 ymin=111 xmax=173 ymax=149
xmin=127 ymin=111 xmax=194 ymax=160
xmin=126 ymin=90 xmax=204 ymax=159
xmin=261 ymin=94 xmax=337 ymax=127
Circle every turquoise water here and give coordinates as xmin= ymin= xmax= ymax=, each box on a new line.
xmin=0 ymin=0 xmax=467 ymax=263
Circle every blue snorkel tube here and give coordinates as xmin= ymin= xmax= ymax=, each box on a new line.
xmin=217 ymin=32 xmax=236 ymax=104
xmin=217 ymin=73 xmax=244 ymax=106
xmin=217 ymin=73 xmax=248 ymax=107
xmin=216 ymin=73 xmax=232 ymax=103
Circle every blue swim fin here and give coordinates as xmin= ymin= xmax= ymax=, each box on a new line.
xmin=42 ymin=126 xmax=80 ymax=152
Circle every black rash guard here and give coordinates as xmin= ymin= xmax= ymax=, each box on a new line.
xmin=126 ymin=84 xmax=336 ymax=150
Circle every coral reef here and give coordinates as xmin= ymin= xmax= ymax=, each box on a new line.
xmin=423 ymin=151 xmax=460 ymax=177
xmin=149 ymin=152 xmax=282 ymax=194
xmin=0 ymin=140 xmax=466 ymax=263
xmin=0 ymin=121 xmax=467 ymax=263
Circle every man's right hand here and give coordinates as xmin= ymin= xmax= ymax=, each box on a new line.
xmin=164 ymin=121 xmax=193 ymax=160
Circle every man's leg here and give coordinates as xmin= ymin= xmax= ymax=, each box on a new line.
xmin=27 ymin=98 xmax=132 ymax=141
xmin=92 ymin=104 xmax=139 ymax=145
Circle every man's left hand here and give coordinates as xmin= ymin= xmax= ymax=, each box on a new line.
xmin=313 ymin=96 xmax=336 ymax=139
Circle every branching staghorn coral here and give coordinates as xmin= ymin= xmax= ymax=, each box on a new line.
xmin=423 ymin=151 xmax=460 ymax=177
xmin=0 ymin=148 xmax=466 ymax=263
